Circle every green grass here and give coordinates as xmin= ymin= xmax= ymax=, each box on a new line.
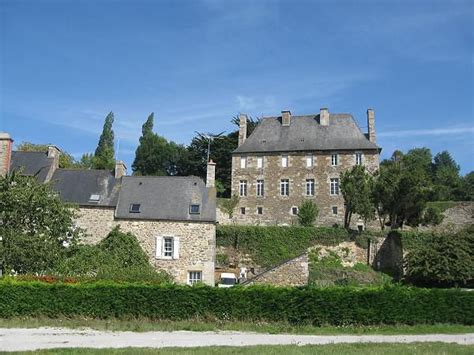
xmin=5 ymin=343 xmax=474 ymax=355
xmin=0 ymin=317 xmax=472 ymax=335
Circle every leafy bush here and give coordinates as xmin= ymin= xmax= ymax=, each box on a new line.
xmin=54 ymin=227 xmax=172 ymax=283
xmin=216 ymin=226 xmax=352 ymax=267
xmin=403 ymin=227 xmax=473 ymax=287
xmin=297 ymin=201 xmax=319 ymax=226
xmin=422 ymin=206 xmax=444 ymax=226
xmin=0 ymin=282 xmax=472 ymax=325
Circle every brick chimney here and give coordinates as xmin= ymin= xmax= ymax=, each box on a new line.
xmin=238 ymin=113 xmax=247 ymax=147
xmin=206 ymin=159 xmax=216 ymax=188
xmin=282 ymin=110 xmax=291 ymax=126
xmin=115 ymin=160 xmax=127 ymax=179
xmin=0 ymin=133 xmax=13 ymax=177
xmin=367 ymin=108 xmax=376 ymax=143
xmin=320 ymin=108 xmax=329 ymax=126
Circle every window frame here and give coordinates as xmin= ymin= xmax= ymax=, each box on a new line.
xmin=240 ymin=207 xmax=246 ymax=215
xmin=280 ymin=179 xmax=289 ymax=196
xmin=188 ymin=271 xmax=202 ymax=285
xmin=257 ymin=156 xmax=263 ymax=169
xmin=281 ymin=155 xmax=289 ymax=168
xmin=305 ymin=178 xmax=315 ymax=196
xmin=330 ymin=178 xmax=340 ymax=196
xmin=331 ymin=153 xmax=338 ymax=167
xmin=129 ymin=203 xmax=141 ymax=213
xmin=189 ymin=204 xmax=201 ymax=214
xmin=239 ymin=180 xmax=248 ymax=197
xmin=163 ymin=236 xmax=173 ymax=258
xmin=291 ymin=206 xmax=299 ymax=215
xmin=332 ymin=206 xmax=338 ymax=215
xmin=257 ymin=206 xmax=263 ymax=215
xmin=355 ymin=152 xmax=363 ymax=166
xmin=240 ymin=156 xmax=247 ymax=169
xmin=306 ymin=155 xmax=313 ymax=168
xmin=256 ymin=179 xmax=264 ymax=197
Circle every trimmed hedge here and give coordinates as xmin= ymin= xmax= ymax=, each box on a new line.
xmin=0 ymin=281 xmax=472 ymax=325
xmin=216 ymin=226 xmax=352 ymax=267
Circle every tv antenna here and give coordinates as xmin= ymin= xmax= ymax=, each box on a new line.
xmin=195 ymin=131 xmax=226 ymax=162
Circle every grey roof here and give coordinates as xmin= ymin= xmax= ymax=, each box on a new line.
xmin=115 ymin=176 xmax=216 ymax=222
xmin=233 ymin=114 xmax=380 ymax=154
xmin=51 ymin=169 xmax=120 ymax=207
xmin=10 ymin=151 xmax=55 ymax=183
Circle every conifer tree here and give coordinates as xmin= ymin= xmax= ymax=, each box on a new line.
xmin=93 ymin=111 xmax=115 ymax=170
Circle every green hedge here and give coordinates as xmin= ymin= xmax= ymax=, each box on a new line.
xmin=0 ymin=281 xmax=472 ymax=325
xmin=216 ymin=226 xmax=352 ymax=267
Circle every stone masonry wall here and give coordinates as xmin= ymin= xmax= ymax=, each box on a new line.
xmin=231 ymin=150 xmax=379 ymax=226
xmin=75 ymin=207 xmax=215 ymax=286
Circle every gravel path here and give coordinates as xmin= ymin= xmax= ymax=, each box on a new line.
xmin=0 ymin=328 xmax=473 ymax=351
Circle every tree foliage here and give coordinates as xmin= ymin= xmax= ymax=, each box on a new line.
xmin=219 ymin=195 xmax=240 ymax=220
xmin=16 ymin=142 xmax=77 ymax=169
xmin=93 ymin=111 xmax=115 ymax=170
xmin=0 ymin=172 xmax=81 ymax=274
xmin=297 ymin=200 xmax=319 ymax=227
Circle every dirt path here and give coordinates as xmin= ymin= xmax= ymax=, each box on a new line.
xmin=0 ymin=328 xmax=473 ymax=351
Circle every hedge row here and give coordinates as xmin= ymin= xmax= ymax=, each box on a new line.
xmin=1 ymin=281 xmax=472 ymax=325
xmin=216 ymin=226 xmax=352 ymax=267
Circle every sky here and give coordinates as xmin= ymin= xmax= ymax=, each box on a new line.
xmin=1 ymin=0 xmax=473 ymax=173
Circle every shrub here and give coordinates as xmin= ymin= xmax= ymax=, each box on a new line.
xmin=297 ymin=201 xmax=319 ymax=226
xmin=0 ymin=282 xmax=471 ymax=325
xmin=216 ymin=226 xmax=351 ymax=267
xmin=422 ymin=206 xmax=444 ymax=226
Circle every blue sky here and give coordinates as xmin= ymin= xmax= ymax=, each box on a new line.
xmin=1 ymin=0 xmax=473 ymax=173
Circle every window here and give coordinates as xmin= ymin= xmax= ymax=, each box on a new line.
xmin=330 ymin=178 xmax=340 ymax=195
xmin=240 ymin=156 xmax=247 ymax=169
xmin=332 ymin=206 xmax=338 ymax=215
xmin=163 ymin=237 xmax=173 ymax=257
xmin=280 ymin=179 xmax=289 ymax=196
xmin=189 ymin=204 xmax=200 ymax=214
xmin=129 ymin=203 xmax=141 ymax=213
xmin=281 ymin=155 xmax=288 ymax=167
xmin=239 ymin=180 xmax=247 ymax=197
xmin=257 ymin=157 xmax=263 ymax=169
xmin=291 ymin=207 xmax=299 ymax=215
xmin=240 ymin=207 xmax=246 ymax=215
xmin=89 ymin=194 xmax=100 ymax=202
xmin=331 ymin=153 xmax=338 ymax=166
xmin=306 ymin=155 xmax=313 ymax=168
xmin=188 ymin=271 xmax=202 ymax=285
xmin=306 ymin=179 xmax=315 ymax=196
xmin=355 ymin=153 xmax=363 ymax=165
xmin=257 ymin=206 xmax=263 ymax=215
xmin=256 ymin=179 xmax=264 ymax=197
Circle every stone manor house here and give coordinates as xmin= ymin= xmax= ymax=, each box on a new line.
xmin=0 ymin=133 xmax=216 ymax=286
xmin=231 ymin=108 xmax=381 ymax=227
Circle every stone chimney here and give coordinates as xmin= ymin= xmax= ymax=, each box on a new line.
xmin=0 ymin=133 xmax=13 ymax=177
xmin=320 ymin=108 xmax=329 ymax=126
xmin=206 ymin=159 xmax=216 ymax=188
xmin=367 ymin=108 xmax=376 ymax=143
xmin=47 ymin=145 xmax=61 ymax=170
xmin=115 ymin=160 xmax=127 ymax=179
xmin=238 ymin=113 xmax=248 ymax=147
xmin=281 ymin=110 xmax=291 ymax=126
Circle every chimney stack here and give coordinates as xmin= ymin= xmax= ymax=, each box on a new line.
xmin=206 ymin=159 xmax=216 ymax=188
xmin=115 ymin=160 xmax=127 ymax=179
xmin=281 ymin=110 xmax=291 ymax=126
xmin=367 ymin=108 xmax=376 ymax=143
xmin=320 ymin=108 xmax=329 ymax=126
xmin=47 ymin=145 xmax=61 ymax=170
xmin=0 ymin=133 xmax=13 ymax=177
xmin=238 ymin=113 xmax=248 ymax=147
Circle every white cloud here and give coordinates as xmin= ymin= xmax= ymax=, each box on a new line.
xmin=379 ymin=126 xmax=474 ymax=138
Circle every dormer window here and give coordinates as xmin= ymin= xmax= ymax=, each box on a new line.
xmin=89 ymin=194 xmax=100 ymax=202
xmin=129 ymin=203 xmax=141 ymax=213
xmin=189 ymin=204 xmax=201 ymax=214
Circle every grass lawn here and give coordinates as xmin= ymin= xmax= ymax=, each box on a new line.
xmin=6 ymin=343 xmax=474 ymax=355
xmin=0 ymin=317 xmax=472 ymax=335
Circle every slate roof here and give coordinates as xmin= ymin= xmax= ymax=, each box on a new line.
xmin=51 ymin=169 xmax=120 ymax=207
xmin=115 ymin=176 xmax=216 ymax=222
xmin=10 ymin=151 xmax=55 ymax=183
xmin=233 ymin=114 xmax=380 ymax=154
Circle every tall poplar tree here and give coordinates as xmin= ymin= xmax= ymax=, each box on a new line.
xmin=93 ymin=111 xmax=115 ymax=170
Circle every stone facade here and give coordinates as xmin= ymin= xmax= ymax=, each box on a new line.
xmin=231 ymin=150 xmax=379 ymax=226
xmin=0 ymin=133 xmax=13 ymax=177
xmin=75 ymin=206 xmax=215 ymax=286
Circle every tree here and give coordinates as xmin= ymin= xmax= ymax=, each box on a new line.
xmin=132 ymin=113 xmax=188 ymax=176
xmin=432 ymin=151 xmax=461 ymax=201
xmin=17 ymin=141 xmax=77 ymax=168
xmin=0 ymin=171 xmax=81 ymax=274
xmin=220 ymin=195 xmax=240 ymax=220
xmin=93 ymin=111 xmax=115 ymax=170
xmin=76 ymin=153 xmax=95 ymax=169
xmin=297 ymin=200 xmax=319 ymax=227
xmin=340 ymin=165 xmax=375 ymax=229
xmin=461 ymin=172 xmax=474 ymax=201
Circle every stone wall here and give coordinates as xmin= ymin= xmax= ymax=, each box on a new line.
xmin=0 ymin=134 xmax=13 ymax=177
xmin=246 ymin=253 xmax=309 ymax=287
xmin=75 ymin=206 xmax=215 ymax=286
xmin=230 ymin=150 xmax=379 ymax=226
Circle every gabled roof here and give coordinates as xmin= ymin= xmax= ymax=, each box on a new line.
xmin=233 ymin=114 xmax=380 ymax=154
xmin=115 ymin=176 xmax=216 ymax=222
xmin=51 ymin=169 xmax=120 ymax=207
xmin=10 ymin=151 xmax=55 ymax=183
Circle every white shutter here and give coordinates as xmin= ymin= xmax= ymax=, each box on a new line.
xmin=173 ymin=237 xmax=180 ymax=259
xmin=155 ymin=236 xmax=162 ymax=259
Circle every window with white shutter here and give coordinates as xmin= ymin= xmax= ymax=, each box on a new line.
xmin=173 ymin=237 xmax=180 ymax=259
xmin=155 ymin=236 xmax=163 ymax=258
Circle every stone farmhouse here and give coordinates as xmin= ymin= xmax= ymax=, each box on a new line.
xmin=231 ymin=108 xmax=381 ymax=227
xmin=0 ymin=133 xmax=216 ymax=286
